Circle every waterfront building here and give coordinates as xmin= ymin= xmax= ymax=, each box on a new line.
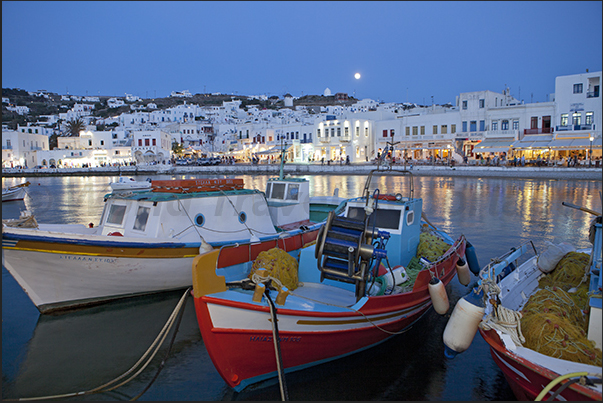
xmin=131 ymin=130 xmax=172 ymax=164
xmin=1 ymin=129 xmax=49 ymax=168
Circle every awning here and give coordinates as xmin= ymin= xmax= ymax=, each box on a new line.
xmin=511 ymin=135 xmax=553 ymax=149
xmin=547 ymin=136 xmax=597 ymax=149
xmin=254 ymin=145 xmax=292 ymax=155
xmin=399 ymin=143 xmax=453 ymax=150
xmin=473 ymin=137 xmax=515 ymax=153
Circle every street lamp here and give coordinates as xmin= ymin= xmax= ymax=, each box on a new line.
xmin=589 ymin=136 xmax=594 ymax=167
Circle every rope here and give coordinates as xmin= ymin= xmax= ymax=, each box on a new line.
xmin=252 ymin=271 xmax=285 ymax=290
xmin=479 ymin=305 xmax=525 ymax=346
xmin=475 ymin=258 xmax=526 ymax=346
xmin=265 ymin=287 xmax=289 ymax=401
xmin=8 ymin=288 xmax=191 ymax=401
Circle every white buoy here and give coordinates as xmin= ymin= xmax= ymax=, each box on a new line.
xmin=428 ymin=277 xmax=449 ymax=315
xmin=456 ymin=257 xmax=471 ymax=286
xmin=443 ymin=288 xmax=485 ymax=358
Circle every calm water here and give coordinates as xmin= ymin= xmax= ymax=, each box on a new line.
xmin=2 ymin=173 xmax=601 ymax=401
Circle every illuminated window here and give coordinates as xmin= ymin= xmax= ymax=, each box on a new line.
xmin=572 ymin=113 xmax=581 ymax=125
xmin=560 ymin=114 xmax=568 ymax=126
xmin=585 ymin=112 xmax=593 ymax=125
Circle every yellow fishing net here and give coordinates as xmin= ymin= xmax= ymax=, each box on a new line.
xmin=249 ymin=248 xmax=299 ymax=291
xmin=521 ymin=312 xmax=601 ymax=366
xmin=400 ymin=230 xmax=452 ymax=292
xmin=538 ymin=251 xmax=590 ymax=290
xmin=521 ymin=287 xmax=585 ymax=329
xmin=520 ymin=250 xmax=601 ymax=366
xmin=416 ymin=231 xmax=451 ymax=262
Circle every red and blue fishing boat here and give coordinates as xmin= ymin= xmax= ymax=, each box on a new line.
xmin=192 ymin=169 xmax=473 ymax=393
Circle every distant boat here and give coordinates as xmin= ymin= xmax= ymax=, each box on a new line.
xmin=110 ymin=177 xmax=152 ymax=192
xmin=2 ymin=181 xmax=30 ymax=202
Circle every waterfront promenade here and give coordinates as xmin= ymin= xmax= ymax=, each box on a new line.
xmin=2 ymin=162 xmax=601 ymax=180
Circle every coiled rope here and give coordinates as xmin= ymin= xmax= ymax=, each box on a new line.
xmin=477 ymin=261 xmax=525 ymax=346
xmin=8 ymin=287 xmax=191 ymax=401
xmin=479 ymin=305 xmax=525 ymax=346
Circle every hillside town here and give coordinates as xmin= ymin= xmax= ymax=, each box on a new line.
xmin=2 ymin=70 xmax=601 ymax=169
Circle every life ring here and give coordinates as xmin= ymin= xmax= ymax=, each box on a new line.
xmin=375 ymin=194 xmax=397 ymax=201
xmin=108 ymin=231 xmax=123 ymax=236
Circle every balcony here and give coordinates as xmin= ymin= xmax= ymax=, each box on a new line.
xmin=587 ymin=90 xmax=599 ymax=98
xmin=523 ymin=128 xmax=553 ymax=135
xmin=555 ymin=124 xmax=594 ymax=132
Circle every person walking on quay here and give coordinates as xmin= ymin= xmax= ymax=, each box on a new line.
xmin=521 ymin=155 xmax=525 ymax=166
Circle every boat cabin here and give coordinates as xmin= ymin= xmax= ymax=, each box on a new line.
xmin=96 ymin=178 xmax=313 ymax=246
xmin=264 ymin=177 xmax=310 ymax=228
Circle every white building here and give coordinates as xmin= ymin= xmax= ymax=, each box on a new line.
xmin=1 ymin=129 xmax=49 ymax=168
xmin=131 ymin=130 xmax=172 ymax=164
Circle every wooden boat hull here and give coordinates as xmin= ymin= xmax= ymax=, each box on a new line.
xmin=479 ymin=327 xmax=601 ymax=401
xmin=2 ymin=187 xmax=26 ymax=202
xmin=193 ymin=236 xmax=465 ymax=391
xmin=2 ymin=227 xmax=320 ymax=313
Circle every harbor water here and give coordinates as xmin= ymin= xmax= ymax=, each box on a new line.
xmin=2 ymin=173 xmax=601 ymax=400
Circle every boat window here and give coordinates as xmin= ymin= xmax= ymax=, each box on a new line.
xmin=347 ymin=207 xmax=401 ymax=230
xmin=265 ymin=182 xmax=272 ymax=198
xmin=406 ymin=211 xmax=415 ymax=226
xmin=133 ymin=206 xmax=150 ymax=231
xmin=286 ymin=184 xmax=299 ymax=201
xmin=270 ymin=183 xmax=286 ymax=199
xmin=194 ymin=213 xmax=205 ymax=227
xmin=106 ymin=205 xmax=127 ymax=225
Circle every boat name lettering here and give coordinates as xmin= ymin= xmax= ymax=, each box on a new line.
xmin=59 ymin=255 xmax=117 ymax=263
xmin=249 ymin=335 xmax=301 ymax=343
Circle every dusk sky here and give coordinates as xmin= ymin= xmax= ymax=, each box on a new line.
xmin=2 ymin=1 xmax=602 ymax=104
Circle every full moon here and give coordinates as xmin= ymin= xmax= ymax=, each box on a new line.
xmin=354 ymin=73 xmax=361 ymax=79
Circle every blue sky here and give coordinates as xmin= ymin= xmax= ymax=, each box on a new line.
xmin=2 ymin=1 xmax=602 ymax=104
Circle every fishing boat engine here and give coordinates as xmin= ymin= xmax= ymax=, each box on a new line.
xmin=315 ymin=209 xmax=389 ymax=300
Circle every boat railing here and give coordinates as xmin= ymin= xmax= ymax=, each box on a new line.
xmin=478 ymin=241 xmax=538 ymax=285
xmin=361 ymin=168 xmax=414 ymax=201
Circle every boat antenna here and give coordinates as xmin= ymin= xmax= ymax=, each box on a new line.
xmin=278 ymin=136 xmax=286 ymax=180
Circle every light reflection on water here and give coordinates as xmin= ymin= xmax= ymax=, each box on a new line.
xmin=2 ymin=173 xmax=601 ymax=401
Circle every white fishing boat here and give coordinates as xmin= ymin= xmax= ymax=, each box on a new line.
xmin=443 ymin=201 xmax=602 ymax=401
xmin=2 ymin=181 xmax=30 ymax=202
xmin=110 ymin=177 xmax=152 ymax=192
xmin=2 ymin=175 xmax=329 ymax=314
